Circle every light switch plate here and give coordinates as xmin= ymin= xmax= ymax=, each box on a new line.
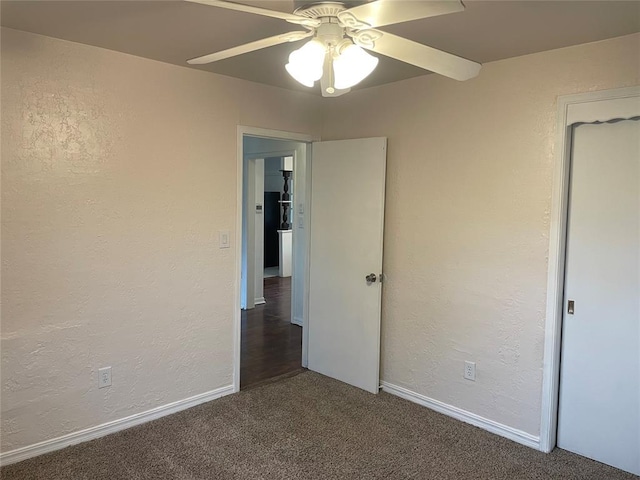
xmin=219 ymin=230 xmax=230 ymax=249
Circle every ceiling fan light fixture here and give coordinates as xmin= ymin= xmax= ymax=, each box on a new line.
xmin=333 ymin=43 xmax=378 ymax=90
xmin=285 ymin=39 xmax=326 ymax=87
xmin=188 ymin=0 xmax=482 ymax=95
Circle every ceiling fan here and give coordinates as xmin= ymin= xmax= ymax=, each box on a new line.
xmin=186 ymin=0 xmax=481 ymax=97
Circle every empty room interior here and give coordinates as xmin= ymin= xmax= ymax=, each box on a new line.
xmin=1 ymin=1 xmax=639 ymax=479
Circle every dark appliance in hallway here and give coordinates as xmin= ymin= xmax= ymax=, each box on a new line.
xmin=264 ymin=191 xmax=280 ymax=269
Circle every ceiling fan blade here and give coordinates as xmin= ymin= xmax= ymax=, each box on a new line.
xmin=188 ymin=31 xmax=312 ymax=64
xmin=360 ymin=31 xmax=481 ymax=81
xmin=339 ymin=0 xmax=464 ymax=29
xmin=185 ymin=0 xmax=320 ymax=27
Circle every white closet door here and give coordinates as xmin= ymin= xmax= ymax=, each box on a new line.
xmin=558 ymin=119 xmax=640 ymax=475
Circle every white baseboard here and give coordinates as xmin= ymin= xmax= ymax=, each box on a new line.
xmin=381 ymin=381 xmax=541 ymax=450
xmin=291 ymin=316 xmax=303 ymax=327
xmin=255 ymin=297 xmax=266 ymax=305
xmin=0 ymin=384 xmax=234 ymax=467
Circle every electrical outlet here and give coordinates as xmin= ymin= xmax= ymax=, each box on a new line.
xmin=98 ymin=367 xmax=112 ymax=388
xmin=464 ymin=361 xmax=476 ymax=381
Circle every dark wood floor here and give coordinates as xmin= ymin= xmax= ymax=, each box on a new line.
xmin=241 ymin=277 xmax=302 ymax=389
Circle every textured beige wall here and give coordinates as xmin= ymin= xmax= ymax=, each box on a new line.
xmin=322 ymin=34 xmax=640 ymax=437
xmin=2 ymin=25 xmax=638 ymax=453
xmin=0 ymin=27 xmax=321 ymax=452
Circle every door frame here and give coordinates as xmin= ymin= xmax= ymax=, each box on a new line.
xmin=539 ymin=85 xmax=640 ymax=452
xmin=234 ymin=126 xmax=315 ymax=393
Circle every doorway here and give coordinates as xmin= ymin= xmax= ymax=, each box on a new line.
xmin=237 ymin=129 xmax=311 ymax=390
xmin=235 ymin=129 xmax=388 ymax=396
xmin=263 ymin=156 xmax=292 ymax=280
xmin=539 ymin=86 xmax=640 ymax=471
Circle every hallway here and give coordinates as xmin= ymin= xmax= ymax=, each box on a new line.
xmin=240 ymin=277 xmax=303 ymax=389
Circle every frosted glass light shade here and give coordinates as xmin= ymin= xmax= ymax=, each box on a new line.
xmin=285 ymin=39 xmax=326 ymax=88
xmin=333 ymin=44 xmax=378 ymax=90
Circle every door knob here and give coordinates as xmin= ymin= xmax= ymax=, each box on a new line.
xmin=365 ymin=273 xmax=377 ymax=285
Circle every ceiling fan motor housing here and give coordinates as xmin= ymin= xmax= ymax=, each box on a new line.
xmin=293 ymin=1 xmax=370 ymax=17
xmin=315 ymin=20 xmax=346 ymax=51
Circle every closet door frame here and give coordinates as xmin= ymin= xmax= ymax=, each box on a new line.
xmin=540 ymin=85 xmax=640 ymax=453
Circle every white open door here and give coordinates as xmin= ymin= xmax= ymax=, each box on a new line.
xmin=307 ymin=137 xmax=386 ymax=394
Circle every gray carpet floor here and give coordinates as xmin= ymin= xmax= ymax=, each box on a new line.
xmin=1 ymin=371 xmax=637 ymax=479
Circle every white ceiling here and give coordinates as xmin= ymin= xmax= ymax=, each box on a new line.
xmin=2 ymin=1 xmax=639 ymax=94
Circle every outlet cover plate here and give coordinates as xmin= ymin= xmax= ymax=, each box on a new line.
xmin=464 ymin=361 xmax=476 ymax=381
xmin=98 ymin=366 xmax=112 ymax=388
